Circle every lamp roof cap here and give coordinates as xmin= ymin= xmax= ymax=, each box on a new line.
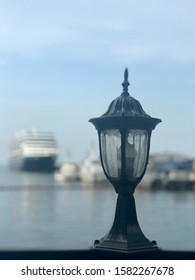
xmin=102 ymin=68 xmax=150 ymax=117
xmin=89 ymin=68 xmax=162 ymax=131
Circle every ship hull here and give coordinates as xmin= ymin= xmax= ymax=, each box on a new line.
xmin=9 ymin=156 xmax=56 ymax=173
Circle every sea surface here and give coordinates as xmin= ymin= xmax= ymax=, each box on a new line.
xmin=0 ymin=165 xmax=195 ymax=251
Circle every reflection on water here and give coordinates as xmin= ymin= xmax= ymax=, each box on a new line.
xmin=136 ymin=190 xmax=195 ymax=251
xmin=0 ymin=165 xmax=195 ymax=251
xmin=0 ymin=165 xmax=57 ymax=187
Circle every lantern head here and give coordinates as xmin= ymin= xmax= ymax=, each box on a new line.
xmin=89 ymin=69 xmax=161 ymax=194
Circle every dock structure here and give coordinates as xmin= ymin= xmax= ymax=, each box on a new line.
xmin=139 ymin=153 xmax=195 ymax=191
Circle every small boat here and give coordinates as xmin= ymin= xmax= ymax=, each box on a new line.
xmin=79 ymin=152 xmax=107 ymax=183
xmin=55 ymin=161 xmax=80 ymax=182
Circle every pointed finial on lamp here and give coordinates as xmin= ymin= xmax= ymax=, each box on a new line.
xmin=122 ymin=68 xmax=130 ymax=96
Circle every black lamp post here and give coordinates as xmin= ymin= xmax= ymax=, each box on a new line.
xmin=89 ymin=68 xmax=162 ymax=253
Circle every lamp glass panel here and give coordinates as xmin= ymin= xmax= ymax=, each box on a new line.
xmin=100 ymin=129 xmax=121 ymax=179
xmin=125 ymin=130 xmax=148 ymax=180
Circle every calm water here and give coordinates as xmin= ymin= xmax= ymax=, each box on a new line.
xmin=0 ymin=165 xmax=195 ymax=251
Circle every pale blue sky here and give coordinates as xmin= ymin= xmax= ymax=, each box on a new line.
xmin=0 ymin=0 xmax=195 ymax=164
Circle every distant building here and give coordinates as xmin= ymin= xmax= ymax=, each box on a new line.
xmin=145 ymin=153 xmax=195 ymax=190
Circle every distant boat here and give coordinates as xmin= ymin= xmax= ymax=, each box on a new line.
xmin=9 ymin=127 xmax=57 ymax=172
xmin=79 ymin=152 xmax=107 ymax=183
xmin=55 ymin=161 xmax=80 ymax=182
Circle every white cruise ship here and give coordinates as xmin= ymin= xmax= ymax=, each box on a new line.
xmin=9 ymin=128 xmax=57 ymax=172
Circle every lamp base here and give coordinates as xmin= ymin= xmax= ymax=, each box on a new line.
xmin=93 ymin=238 xmax=159 ymax=253
xmin=92 ymin=194 xmax=159 ymax=253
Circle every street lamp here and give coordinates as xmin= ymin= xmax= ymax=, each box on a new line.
xmin=89 ymin=68 xmax=162 ymax=253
